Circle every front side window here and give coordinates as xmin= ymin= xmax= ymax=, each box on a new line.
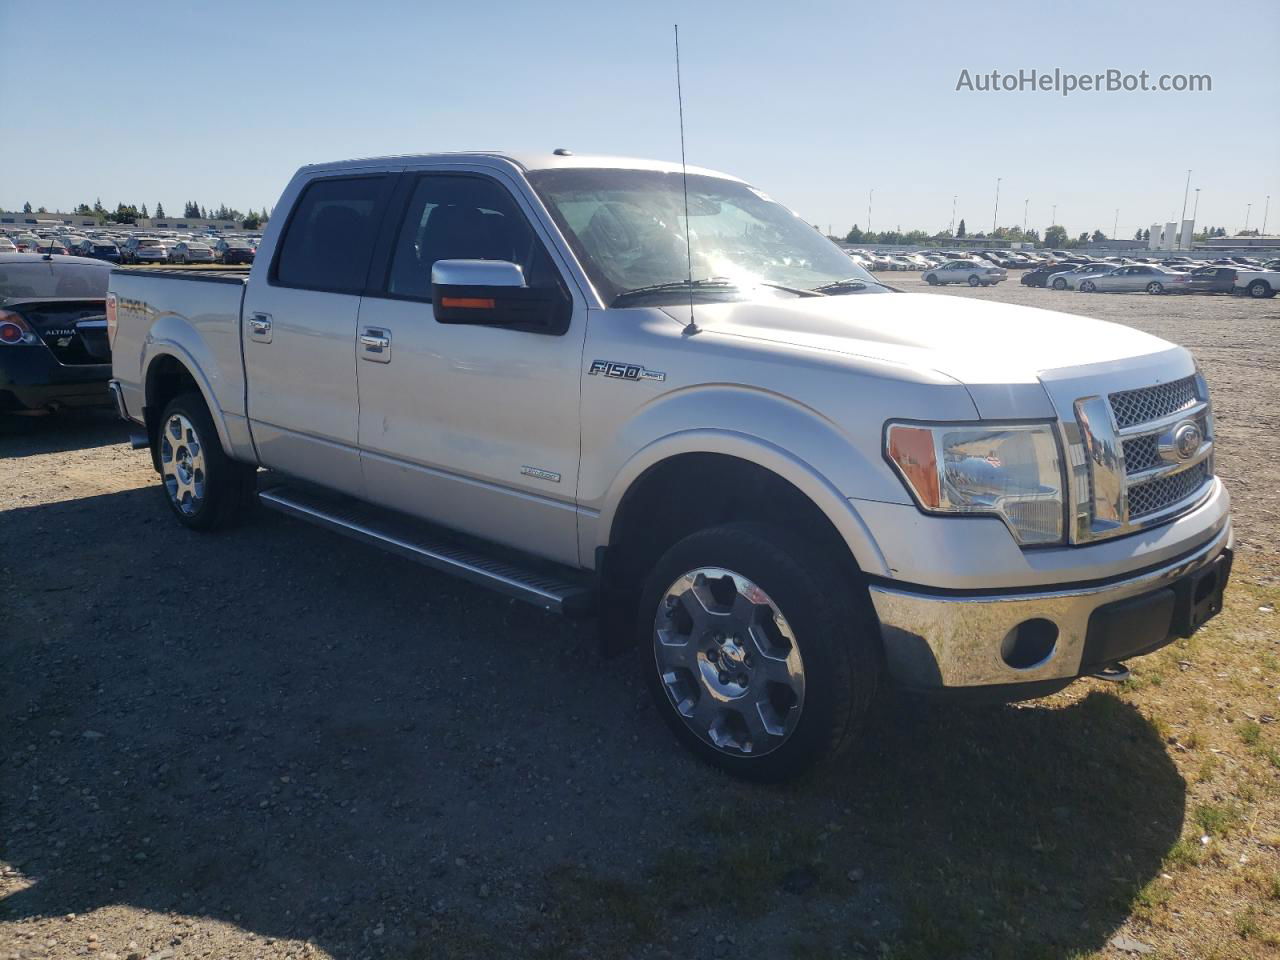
xmin=383 ymin=174 xmax=562 ymax=301
xmin=274 ymin=176 xmax=386 ymax=293
xmin=527 ymin=168 xmax=876 ymax=305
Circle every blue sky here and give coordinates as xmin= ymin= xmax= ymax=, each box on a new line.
xmin=2 ymin=0 xmax=1277 ymax=239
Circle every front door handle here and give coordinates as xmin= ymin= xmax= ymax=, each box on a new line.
xmin=248 ymin=313 xmax=272 ymax=343
xmin=360 ymin=327 xmax=391 ymax=363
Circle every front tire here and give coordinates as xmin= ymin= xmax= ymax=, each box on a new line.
xmin=968 ymin=275 xmax=981 ymax=287
xmin=1147 ymin=281 xmax=1164 ymax=294
xmin=925 ymin=274 xmax=938 ymax=285
xmin=1052 ymin=277 xmax=1067 ymax=290
xmin=155 ymin=392 xmax=256 ymax=530
xmin=1080 ymin=280 xmax=1096 ymax=292
xmin=639 ymin=522 xmax=879 ymax=781
xmin=1247 ymin=280 xmax=1273 ymax=298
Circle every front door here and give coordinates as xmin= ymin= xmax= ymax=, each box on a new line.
xmin=354 ymin=170 xmax=586 ymax=566
xmin=243 ymin=172 xmax=395 ymax=495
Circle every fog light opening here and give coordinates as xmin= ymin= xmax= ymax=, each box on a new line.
xmin=1000 ymin=618 xmax=1059 ymax=669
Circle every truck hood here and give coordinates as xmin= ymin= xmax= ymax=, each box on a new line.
xmin=661 ymin=294 xmax=1176 ymax=387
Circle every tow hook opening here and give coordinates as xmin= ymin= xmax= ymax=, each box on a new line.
xmin=1091 ymin=662 xmax=1131 ymax=683
xmin=1000 ymin=618 xmax=1058 ymax=669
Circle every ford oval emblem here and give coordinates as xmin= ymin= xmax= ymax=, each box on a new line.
xmin=1173 ymin=421 xmax=1202 ymax=460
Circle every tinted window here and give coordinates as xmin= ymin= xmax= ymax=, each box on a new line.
xmin=383 ymin=174 xmax=561 ymax=301
xmin=0 ymin=261 xmax=110 ymax=301
xmin=275 ymin=176 xmax=385 ymax=293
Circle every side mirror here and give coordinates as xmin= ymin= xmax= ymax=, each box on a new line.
xmin=431 ymin=259 xmax=570 ymax=335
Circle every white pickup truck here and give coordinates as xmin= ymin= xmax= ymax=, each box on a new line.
xmin=108 ymin=152 xmax=1232 ymax=779
xmin=1233 ymin=267 xmax=1280 ymax=298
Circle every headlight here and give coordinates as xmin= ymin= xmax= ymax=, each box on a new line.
xmin=885 ymin=422 xmax=1065 ymax=545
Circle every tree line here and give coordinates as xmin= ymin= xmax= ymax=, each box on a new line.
xmin=20 ymin=199 xmax=272 ymax=230
xmin=843 ymin=218 xmax=1231 ymax=248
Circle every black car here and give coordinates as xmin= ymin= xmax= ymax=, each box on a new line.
xmin=1186 ymin=266 xmax=1238 ymax=294
xmin=1020 ymin=263 xmax=1073 ymax=287
xmin=0 ymin=253 xmax=114 ymax=413
xmin=215 ymin=239 xmax=256 ymax=265
xmin=85 ymin=240 xmax=122 ymax=263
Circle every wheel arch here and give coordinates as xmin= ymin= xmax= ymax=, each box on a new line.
xmin=143 ymin=347 xmax=234 ymax=468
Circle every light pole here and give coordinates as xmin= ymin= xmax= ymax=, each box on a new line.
xmin=951 ymin=195 xmax=957 ymax=236
xmin=1264 ymin=195 xmax=1271 ymax=236
xmin=867 ymin=188 xmax=873 ymax=235
xmin=1192 ymin=188 xmax=1200 ymax=222
xmin=1178 ymin=168 xmax=1191 ymax=249
xmin=1023 ymin=198 xmax=1029 ymax=234
xmin=1051 ymin=204 xmax=1057 ymax=226
xmin=1113 ymin=208 xmax=1119 ymax=242
xmin=1244 ymin=202 xmax=1251 ymax=233
xmin=992 ymin=177 xmax=1002 ymax=235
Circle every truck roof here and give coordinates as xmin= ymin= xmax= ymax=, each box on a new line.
xmin=296 ymin=151 xmax=745 ymax=183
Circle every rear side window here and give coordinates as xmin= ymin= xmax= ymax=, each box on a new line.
xmin=274 ymin=176 xmax=386 ymax=294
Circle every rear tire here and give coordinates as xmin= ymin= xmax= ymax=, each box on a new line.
xmin=1147 ymin=281 xmax=1164 ymax=295
xmin=155 ymin=392 xmax=256 ymax=531
xmin=1247 ymin=280 xmax=1272 ymax=298
xmin=968 ymin=275 xmax=981 ymax=287
xmin=1080 ymin=280 xmax=1096 ymax=293
xmin=638 ymin=522 xmax=879 ymax=781
xmin=1052 ymin=277 xmax=1067 ymax=290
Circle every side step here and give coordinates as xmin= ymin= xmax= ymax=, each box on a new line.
xmin=258 ymin=484 xmax=595 ymax=617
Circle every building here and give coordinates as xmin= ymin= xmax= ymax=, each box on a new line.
xmin=1199 ymin=234 xmax=1280 ymax=251
xmin=0 ymin=210 xmax=100 ymax=229
xmin=137 ymin=217 xmax=240 ymax=232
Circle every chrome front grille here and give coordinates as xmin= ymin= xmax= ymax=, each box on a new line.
xmin=1109 ymin=375 xmax=1199 ymax=428
xmin=1066 ymin=373 xmax=1214 ymax=543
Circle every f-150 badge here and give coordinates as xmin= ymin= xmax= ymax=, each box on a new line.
xmin=588 ymin=360 xmax=666 ymax=382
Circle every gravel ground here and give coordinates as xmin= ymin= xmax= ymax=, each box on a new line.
xmin=1 ymin=277 xmax=1277 ymax=960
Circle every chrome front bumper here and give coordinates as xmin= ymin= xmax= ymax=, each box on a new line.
xmin=869 ymin=519 xmax=1232 ymax=689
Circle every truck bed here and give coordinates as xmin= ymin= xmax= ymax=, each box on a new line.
xmin=109 ymin=266 xmax=250 ymax=445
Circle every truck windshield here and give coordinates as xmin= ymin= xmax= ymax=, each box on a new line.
xmin=527 ymin=168 xmax=876 ymax=306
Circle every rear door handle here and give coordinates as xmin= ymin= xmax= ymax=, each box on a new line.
xmin=248 ymin=313 xmax=272 ymax=343
xmin=360 ymin=327 xmax=391 ymax=363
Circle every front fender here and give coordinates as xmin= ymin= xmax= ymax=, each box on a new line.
xmin=584 ymin=419 xmax=894 ymax=579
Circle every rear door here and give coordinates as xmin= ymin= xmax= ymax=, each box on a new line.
xmin=242 ymin=170 xmax=397 ymax=495
xmin=352 ymin=168 xmax=587 ymax=566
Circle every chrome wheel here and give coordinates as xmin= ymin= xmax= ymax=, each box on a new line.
xmin=653 ymin=567 xmax=805 ymax=757
xmin=1147 ymin=281 xmax=1163 ymax=294
xmin=160 ymin=413 xmax=207 ymax=515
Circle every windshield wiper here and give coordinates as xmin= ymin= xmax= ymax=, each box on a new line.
xmin=811 ymin=277 xmax=869 ymax=293
xmin=611 ymin=277 xmax=738 ymax=306
xmin=757 ymin=281 xmax=825 ymax=297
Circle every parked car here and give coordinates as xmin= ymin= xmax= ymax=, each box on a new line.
xmin=1020 ymin=264 xmax=1069 ymax=287
xmin=32 ymin=240 xmax=70 ymax=256
xmin=215 ymin=238 xmax=255 ymax=264
xmin=1077 ymin=264 xmax=1191 ymax=294
xmin=0 ymin=253 xmax=113 ymax=412
xmin=169 ymin=241 xmax=216 ymax=264
xmin=1185 ymin=266 xmax=1238 ymax=294
xmin=107 ymin=151 xmax=1231 ymax=780
xmin=121 ymin=237 xmax=169 ymax=265
xmin=1232 ymin=267 xmax=1280 ymax=298
xmin=0 ymin=238 xmax=16 ymax=254
xmin=923 ymin=259 xmax=1006 ymax=286
xmin=1046 ymin=263 xmax=1116 ymax=290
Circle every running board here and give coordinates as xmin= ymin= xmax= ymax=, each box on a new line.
xmin=257 ymin=484 xmax=595 ymax=616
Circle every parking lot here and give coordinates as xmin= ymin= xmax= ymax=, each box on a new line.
xmin=2 ymin=280 xmax=1278 ymax=959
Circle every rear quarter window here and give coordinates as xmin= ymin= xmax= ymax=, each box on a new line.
xmin=272 ymin=176 xmax=387 ymax=294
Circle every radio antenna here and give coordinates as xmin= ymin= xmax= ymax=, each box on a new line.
xmin=674 ymin=24 xmax=698 ymax=336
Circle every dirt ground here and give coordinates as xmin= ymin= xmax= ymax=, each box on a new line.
xmin=2 ymin=277 xmax=1277 ymax=960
